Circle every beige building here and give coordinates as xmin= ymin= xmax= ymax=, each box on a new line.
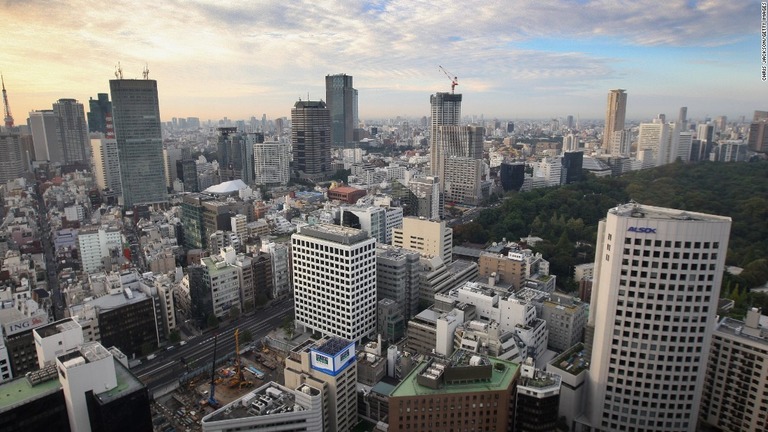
xmin=284 ymin=338 xmax=358 ymax=432
xmin=603 ymin=89 xmax=627 ymax=149
xmin=392 ymin=217 xmax=452 ymax=263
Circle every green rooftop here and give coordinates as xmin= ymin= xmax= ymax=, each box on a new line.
xmin=0 ymin=368 xmax=62 ymax=412
xmin=390 ymin=355 xmax=519 ymax=397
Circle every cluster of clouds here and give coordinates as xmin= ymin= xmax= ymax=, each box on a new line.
xmin=2 ymin=0 xmax=756 ymax=119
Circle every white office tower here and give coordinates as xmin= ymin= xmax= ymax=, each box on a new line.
xmin=610 ymin=129 xmax=632 ymax=157
xmin=90 ymin=134 xmax=122 ymax=193
xmin=584 ymin=203 xmax=731 ymax=432
xmin=563 ymin=133 xmax=579 ymax=153
xmin=637 ymin=119 xmax=669 ymax=168
xmin=77 ymin=225 xmax=123 ymax=274
xmin=253 ymin=141 xmax=290 ymax=186
xmin=291 ymin=224 xmax=376 ymax=343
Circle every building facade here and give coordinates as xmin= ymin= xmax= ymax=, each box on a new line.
xmin=603 ymin=89 xmax=627 ymax=149
xmin=52 ymin=98 xmax=89 ymax=164
xmin=90 ymin=135 xmax=122 ymax=193
xmin=291 ymin=100 xmax=331 ymax=181
xmin=109 ymin=79 xmax=166 ymax=207
xmin=292 ymin=224 xmax=376 ymax=343
xmin=392 ymin=217 xmax=452 ymax=263
xmin=584 ymin=203 xmax=731 ymax=432
xmin=253 ymin=141 xmax=290 ymax=186
xmin=325 ymin=74 xmax=357 ymax=148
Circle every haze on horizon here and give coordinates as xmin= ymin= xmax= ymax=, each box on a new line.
xmin=1 ymin=0 xmax=763 ymax=123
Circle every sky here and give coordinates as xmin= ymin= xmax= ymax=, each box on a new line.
xmin=1 ymin=0 xmax=764 ymax=123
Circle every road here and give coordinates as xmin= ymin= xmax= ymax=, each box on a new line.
xmin=35 ymin=182 xmax=65 ymax=320
xmin=134 ymin=299 xmax=295 ymax=394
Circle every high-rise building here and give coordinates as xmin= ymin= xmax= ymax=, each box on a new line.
xmin=696 ymin=123 xmax=716 ymax=160
xmin=700 ymin=308 xmax=768 ymax=432
xmin=163 ymin=147 xmax=185 ymax=188
xmin=678 ymin=106 xmax=688 ymax=131
xmin=603 ymin=89 xmax=627 ymax=149
xmin=429 ymin=92 xmax=462 ymax=181
xmin=584 ymin=203 xmax=731 ymax=432
xmin=376 ymin=245 xmax=421 ymax=321
xmin=443 ymin=156 xmax=483 ymax=205
xmin=217 ymin=127 xmax=253 ymax=184
xmin=90 ymin=134 xmax=122 ymax=193
xmin=28 ymin=110 xmax=60 ymax=162
xmin=291 ymin=224 xmax=376 ymax=343
xmin=561 ymin=151 xmax=584 ymax=185
xmin=109 ymin=79 xmax=166 ymax=208
xmin=52 ymin=99 xmax=88 ymax=164
xmin=77 ymin=225 xmax=122 ymax=274
xmin=87 ymin=93 xmax=112 ymax=134
xmin=291 ymin=100 xmax=331 ymax=181
xmin=748 ymin=117 xmax=768 ymax=153
xmin=0 ymin=131 xmax=24 ymax=183
xmin=325 ymin=74 xmax=357 ymax=148
xmin=407 ymin=176 xmax=443 ymax=220
xmin=637 ymin=120 xmax=670 ymax=168
xmin=516 ymin=358 xmax=562 ymax=432
xmin=253 ymin=141 xmax=290 ymax=186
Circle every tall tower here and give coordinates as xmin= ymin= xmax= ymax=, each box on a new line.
xmin=291 ymin=224 xmax=377 ymax=343
xmin=110 ymin=78 xmax=167 ymax=208
xmin=28 ymin=110 xmax=59 ymax=162
xmin=325 ymin=73 xmax=356 ymax=148
xmin=291 ymin=99 xmax=331 ymax=181
xmin=52 ymin=99 xmax=89 ymax=164
xmin=585 ymin=203 xmax=731 ymax=432
xmin=603 ymin=89 xmax=627 ymax=149
xmin=0 ymin=131 xmax=24 ymax=182
xmin=87 ymin=93 xmax=112 ymax=134
xmin=429 ymin=92 xmax=462 ymax=186
xmin=1 ymin=74 xmax=14 ymax=129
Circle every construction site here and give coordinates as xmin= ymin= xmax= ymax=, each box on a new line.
xmin=150 ymin=329 xmax=290 ymax=432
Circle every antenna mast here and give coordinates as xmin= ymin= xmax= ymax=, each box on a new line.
xmin=142 ymin=63 xmax=149 ymax=79
xmin=115 ymin=62 xmax=123 ymax=79
xmin=2 ymin=74 xmax=15 ymax=129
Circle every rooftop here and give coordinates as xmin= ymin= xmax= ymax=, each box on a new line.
xmin=315 ymin=337 xmax=354 ymax=356
xmin=519 ymin=369 xmax=562 ymax=393
xmin=390 ymin=351 xmax=518 ymax=397
xmin=34 ymin=317 xmax=80 ymax=338
xmin=296 ymin=223 xmax=370 ymax=245
xmin=93 ymin=357 xmax=146 ymax=404
xmin=203 ymin=179 xmax=248 ymax=195
xmin=0 ymin=365 xmax=61 ymax=413
xmin=609 ymin=202 xmax=732 ymax=222
xmin=69 ymin=289 xmax=150 ymax=314
xmin=203 ymin=382 xmax=320 ymax=424
xmin=550 ymin=343 xmax=589 ymax=376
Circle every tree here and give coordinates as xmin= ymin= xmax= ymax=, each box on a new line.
xmin=168 ymin=330 xmax=181 ymax=343
xmin=207 ymin=314 xmax=219 ymax=329
xmin=281 ymin=316 xmax=295 ymax=340
xmin=229 ymin=306 xmax=241 ymax=321
xmin=240 ymin=329 xmax=253 ymax=344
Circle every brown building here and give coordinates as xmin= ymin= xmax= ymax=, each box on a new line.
xmin=327 ymin=186 xmax=367 ymax=204
xmin=388 ymin=351 xmax=519 ymax=432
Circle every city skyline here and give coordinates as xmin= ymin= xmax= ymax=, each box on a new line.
xmin=1 ymin=1 xmax=761 ymax=122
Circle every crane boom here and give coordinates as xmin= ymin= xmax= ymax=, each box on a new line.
xmin=438 ymin=65 xmax=458 ymax=94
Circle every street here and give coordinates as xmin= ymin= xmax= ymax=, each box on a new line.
xmin=134 ymin=299 xmax=295 ymax=394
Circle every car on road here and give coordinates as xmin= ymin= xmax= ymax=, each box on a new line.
xmin=166 ymin=345 xmax=175 ymax=351
xmin=179 ymin=341 xmax=187 ymax=346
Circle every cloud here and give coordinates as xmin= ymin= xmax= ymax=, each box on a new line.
xmin=0 ymin=0 xmax=757 ymax=119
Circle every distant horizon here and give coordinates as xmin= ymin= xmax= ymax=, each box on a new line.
xmin=2 ymin=1 xmax=763 ymax=124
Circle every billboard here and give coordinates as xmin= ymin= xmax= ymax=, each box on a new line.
xmin=4 ymin=313 xmax=49 ymax=337
xmin=310 ymin=340 xmax=356 ymax=376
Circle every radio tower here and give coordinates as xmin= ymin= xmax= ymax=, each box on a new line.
xmin=2 ymin=74 xmax=14 ymax=129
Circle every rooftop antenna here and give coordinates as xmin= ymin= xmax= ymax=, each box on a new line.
xmin=142 ymin=63 xmax=149 ymax=79
xmin=115 ymin=62 xmax=123 ymax=79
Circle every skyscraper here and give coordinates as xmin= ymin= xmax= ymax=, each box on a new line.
xmin=325 ymin=73 xmax=357 ymax=148
xmin=253 ymin=141 xmax=290 ymax=186
xmin=87 ymin=93 xmax=112 ymax=134
xmin=90 ymin=134 xmax=122 ymax=193
xmin=0 ymin=131 xmax=24 ymax=183
xmin=603 ymin=89 xmax=627 ymax=149
xmin=28 ymin=110 xmax=60 ymax=162
xmin=291 ymin=100 xmax=331 ymax=181
xmin=110 ymin=79 xmax=167 ymax=207
xmin=429 ymin=92 xmax=462 ymax=182
xmin=52 ymin=98 xmax=89 ymax=164
xmin=584 ymin=203 xmax=731 ymax=432
xmin=291 ymin=224 xmax=376 ymax=343
xmin=217 ymin=127 xmax=253 ymax=184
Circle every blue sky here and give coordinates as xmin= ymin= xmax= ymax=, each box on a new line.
xmin=1 ymin=0 xmax=763 ymax=123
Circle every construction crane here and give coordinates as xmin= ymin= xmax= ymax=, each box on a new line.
xmin=1 ymin=74 xmax=14 ymax=129
xmin=439 ymin=65 xmax=458 ymax=94
xmin=229 ymin=329 xmax=251 ymax=388
xmin=205 ymin=334 xmax=220 ymax=408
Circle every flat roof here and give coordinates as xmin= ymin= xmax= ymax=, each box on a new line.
xmin=609 ymin=202 xmax=731 ymax=222
xmin=295 ymin=223 xmax=370 ymax=245
xmin=69 ymin=290 xmax=150 ymax=314
xmin=204 ymin=382 xmax=320 ymax=424
xmin=390 ymin=355 xmax=518 ymax=397
xmin=0 ymin=365 xmax=61 ymax=412
xmin=35 ymin=317 xmax=80 ymax=338
xmin=550 ymin=343 xmax=589 ymax=376
xmin=93 ymin=358 xmax=146 ymax=404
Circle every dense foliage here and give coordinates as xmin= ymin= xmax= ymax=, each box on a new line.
xmin=455 ymin=161 xmax=768 ymax=291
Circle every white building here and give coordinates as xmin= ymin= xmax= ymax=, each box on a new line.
xmin=292 ymin=224 xmax=376 ymax=343
xmin=253 ymin=141 xmax=290 ymax=186
xmin=77 ymin=225 xmax=123 ymax=274
xmin=90 ymin=135 xmax=122 ymax=193
xmin=261 ymin=241 xmax=291 ymax=299
xmin=201 ymin=247 xmax=243 ymax=318
xmin=584 ymin=203 xmax=731 ymax=432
